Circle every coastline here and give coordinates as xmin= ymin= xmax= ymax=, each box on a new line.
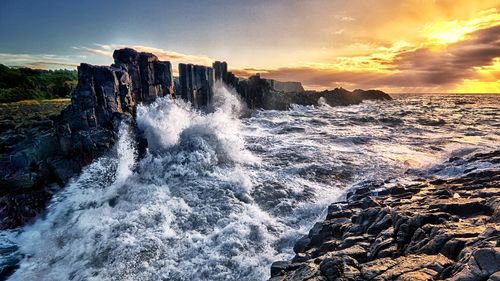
xmin=270 ymin=149 xmax=500 ymax=280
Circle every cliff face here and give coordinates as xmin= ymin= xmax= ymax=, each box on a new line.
xmin=270 ymin=150 xmax=500 ymax=281
xmin=0 ymin=48 xmax=174 ymax=229
xmin=56 ymin=49 xmax=175 ymax=176
xmin=178 ymin=63 xmax=214 ymax=108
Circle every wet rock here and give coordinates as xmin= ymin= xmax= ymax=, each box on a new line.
xmin=319 ymin=255 xmax=344 ymax=280
xmin=450 ymin=247 xmax=500 ymax=280
xmin=270 ymin=150 xmax=500 ymax=280
xmin=294 ymin=235 xmax=311 ymax=254
xmin=271 ymin=261 xmax=291 ymax=277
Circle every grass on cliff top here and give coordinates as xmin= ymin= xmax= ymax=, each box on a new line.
xmin=0 ymin=99 xmax=70 ymax=123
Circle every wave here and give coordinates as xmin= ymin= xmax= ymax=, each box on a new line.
xmin=7 ymin=83 xmax=309 ymax=281
xmin=2 ymin=93 xmax=498 ymax=280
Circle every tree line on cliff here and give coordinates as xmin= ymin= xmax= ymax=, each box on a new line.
xmin=0 ymin=64 xmax=77 ymax=103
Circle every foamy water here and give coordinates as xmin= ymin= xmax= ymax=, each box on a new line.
xmin=1 ymin=89 xmax=499 ymax=280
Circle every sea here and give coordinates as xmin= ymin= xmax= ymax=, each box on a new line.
xmin=0 ymin=84 xmax=498 ymax=280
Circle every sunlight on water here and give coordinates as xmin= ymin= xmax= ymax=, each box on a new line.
xmin=2 ymin=92 xmax=499 ymax=280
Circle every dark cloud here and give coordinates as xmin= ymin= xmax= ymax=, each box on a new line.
xmin=239 ymin=25 xmax=500 ymax=91
xmin=388 ymin=24 xmax=500 ymax=86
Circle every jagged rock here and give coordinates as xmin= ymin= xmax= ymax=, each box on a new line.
xmin=319 ymin=255 xmax=344 ymax=280
xmin=113 ymin=48 xmax=173 ymax=104
xmin=213 ymin=61 xmax=239 ymax=88
xmin=271 ymin=261 xmax=291 ymax=277
xmin=178 ymin=63 xmax=214 ymax=108
xmin=271 ymin=150 xmax=500 ymax=280
xmin=237 ymin=74 xmax=391 ymax=110
xmin=0 ymin=48 xmax=173 ymax=229
xmin=237 ymin=74 xmax=271 ymax=109
xmin=449 ymin=247 xmax=500 ymax=281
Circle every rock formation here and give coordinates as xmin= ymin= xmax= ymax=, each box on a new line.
xmin=0 ymin=48 xmax=173 ymax=229
xmin=55 ymin=48 xmax=174 ymax=176
xmin=178 ymin=63 xmax=214 ymax=108
xmin=270 ymin=150 xmax=500 ymax=281
xmin=213 ymin=61 xmax=239 ymax=88
xmin=237 ymin=74 xmax=391 ymax=110
xmin=237 ymin=74 xmax=271 ymax=109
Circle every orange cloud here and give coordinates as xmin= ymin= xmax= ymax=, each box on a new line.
xmin=230 ymin=7 xmax=500 ymax=93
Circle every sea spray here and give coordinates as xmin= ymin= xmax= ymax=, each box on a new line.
xmin=2 ymin=93 xmax=498 ymax=280
xmin=7 ymin=83 xmax=285 ymax=280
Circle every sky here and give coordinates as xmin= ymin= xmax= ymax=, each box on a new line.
xmin=0 ymin=0 xmax=499 ymax=93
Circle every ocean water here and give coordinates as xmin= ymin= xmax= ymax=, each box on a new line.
xmin=1 ymin=86 xmax=498 ymax=280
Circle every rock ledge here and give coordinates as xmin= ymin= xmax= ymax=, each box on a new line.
xmin=271 ymin=150 xmax=500 ymax=281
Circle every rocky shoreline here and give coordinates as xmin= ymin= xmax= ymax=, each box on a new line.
xmin=0 ymin=48 xmax=391 ymax=230
xmin=270 ymin=150 xmax=500 ymax=281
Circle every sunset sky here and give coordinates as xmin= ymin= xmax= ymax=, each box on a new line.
xmin=0 ymin=0 xmax=499 ymax=93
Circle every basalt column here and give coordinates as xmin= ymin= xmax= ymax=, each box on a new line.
xmin=112 ymin=48 xmax=173 ymax=104
xmin=58 ymin=48 xmax=174 ymax=162
xmin=178 ymin=63 xmax=214 ymax=108
xmin=213 ymin=61 xmax=228 ymax=81
xmin=213 ymin=61 xmax=238 ymax=88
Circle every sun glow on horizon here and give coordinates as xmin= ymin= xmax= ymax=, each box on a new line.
xmin=0 ymin=0 xmax=499 ymax=93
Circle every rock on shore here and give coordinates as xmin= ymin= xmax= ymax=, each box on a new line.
xmin=237 ymin=74 xmax=391 ymax=110
xmin=270 ymin=150 xmax=499 ymax=281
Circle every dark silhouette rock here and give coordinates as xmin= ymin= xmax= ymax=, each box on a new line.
xmin=271 ymin=261 xmax=291 ymax=277
xmin=237 ymin=74 xmax=271 ymax=109
xmin=237 ymin=74 xmax=391 ymax=110
xmin=213 ymin=61 xmax=239 ymax=88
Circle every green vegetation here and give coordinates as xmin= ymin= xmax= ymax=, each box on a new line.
xmin=0 ymin=64 xmax=77 ymax=103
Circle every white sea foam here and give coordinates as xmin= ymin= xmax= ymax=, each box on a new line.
xmin=3 ymin=93 xmax=498 ymax=280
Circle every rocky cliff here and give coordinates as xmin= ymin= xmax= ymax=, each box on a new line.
xmin=237 ymin=74 xmax=391 ymax=110
xmin=270 ymin=150 xmax=500 ymax=281
xmin=178 ymin=63 xmax=214 ymax=108
xmin=0 ymin=48 xmax=173 ymax=229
